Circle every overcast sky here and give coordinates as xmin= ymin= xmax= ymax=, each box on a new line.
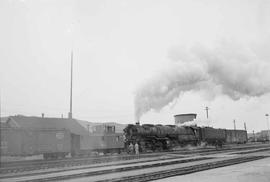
xmin=1 ymin=0 xmax=270 ymax=132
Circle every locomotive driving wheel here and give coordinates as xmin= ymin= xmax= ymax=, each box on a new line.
xmin=155 ymin=141 xmax=163 ymax=152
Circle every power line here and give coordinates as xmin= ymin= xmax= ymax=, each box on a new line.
xmin=266 ymin=114 xmax=269 ymax=141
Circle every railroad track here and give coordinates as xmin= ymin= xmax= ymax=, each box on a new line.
xmin=232 ymin=147 xmax=270 ymax=155
xmin=194 ymin=145 xmax=270 ymax=156
xmin=0 ymin=155 xmax=187 ymax=179
xmin=3 ymin=146 xmax=269 ymax=180
xmin=3 ymin=155 xmax=267 ymax=182
xmin=0 ymin=148 xmax=214 ymax=174
xmin=1 ymin=148 xmax=210 ymax=169
xmin=3 ymin=143 xmax=266 ymax=168
xmin=97 ymin=155 xmax=266 ymax=182
xmin=1 ymin=144 xmax=269 ymax=174
xmin=0 ymin=154 xmax=160 ymax=174
xmin=1 ymin=145 xmax=269 ymax=182
xmin=7 ymin=157 xmax=214 ymax=182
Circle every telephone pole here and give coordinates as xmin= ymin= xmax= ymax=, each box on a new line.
xmin=68 ymin=51 xmax=73 ymax=119
xmin=205 ymin=106 xmax=209 ymax=119
xmin=233 ymin=119 xmax=236 ymax=140
xmin=0 ymin=93 xmax=2 ymax=168
xmin=87 ymin=124 xmax=90 ymax=135
xmin=266 ymin=114 xmax=269 ymax=141
xmin=253 ymin=130 xmax=256 ymax=142
xmin=244 ymin=122 xmax=247 ymax=141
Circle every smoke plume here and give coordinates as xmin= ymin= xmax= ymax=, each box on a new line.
xmin=178 ymin=118 xmax=210 ymax=127
xmin=134 ymin=40 xmax=270 ymax=121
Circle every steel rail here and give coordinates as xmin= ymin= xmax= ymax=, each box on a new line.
xmin=97 ymin=156 xmax=267 ymax=182
xmin=11 ymin=157 xmax=214 ymax=182
xmin=1 ymin=144 xmax=269 ymax=174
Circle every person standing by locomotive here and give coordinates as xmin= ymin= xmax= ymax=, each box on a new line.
xmin=129 ymin=143 xmax=134 ymax=154
xmin=135 ymin=142 xmax=139 ymax=155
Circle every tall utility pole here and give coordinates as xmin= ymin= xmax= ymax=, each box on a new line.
xmin=68 ymin=51 xmax=73 ymax=119
xmin=253 ymin=130 xmax=256 ymax=142
xmin=205 ymin=106 xmax=209 ymax=119
xmin=0 ymin=93 xmax=2 ymax=168
xmin=244 ymin=122 xmax=248 ymax=141
xmin=233 ymin=119 xmax=236 ymax=140
xmin=266 ymin=114 xmax=269 ymax=141
xmin=0 ymin=90 xmax=3 ymax=168
xmin=0 ymin=93 xmax=1 ymax=121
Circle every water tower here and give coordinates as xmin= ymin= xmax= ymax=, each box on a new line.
xmin=174 ymin=113 xmax=197 ymax=125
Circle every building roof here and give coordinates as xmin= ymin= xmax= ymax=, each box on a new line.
xmin=7 ymin=115 xmax=89 ymax=135
xmin=174 ymin=113 xmax=197 ymax=117
xmin=77 ymin=120 xmax=127 ymax=133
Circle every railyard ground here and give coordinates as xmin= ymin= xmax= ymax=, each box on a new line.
xmin=155 ymin=151 xmax=270 ymax=182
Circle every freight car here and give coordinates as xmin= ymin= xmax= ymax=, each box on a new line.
xmin=1 ymin=128 xmax=71 ymax=159
xmin=225 ymin=129 xmax=247 ymax=144
xmin=199 ymin=127 xmax=226 ymax=147
xmin=0 ymin=125 xmax=124 ymax=159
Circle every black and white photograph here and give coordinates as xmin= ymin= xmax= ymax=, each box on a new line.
xmin=1 ymin=0 xmax=270 ymax=181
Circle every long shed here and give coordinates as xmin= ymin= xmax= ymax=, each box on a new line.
xmin=6 ymin=115 xmax=89 ymax=135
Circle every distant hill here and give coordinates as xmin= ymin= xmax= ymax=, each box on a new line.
xmin=77 ymin=120 xmax=127 ymax=133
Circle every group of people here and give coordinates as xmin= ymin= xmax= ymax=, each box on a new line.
xmin=128 ymin=142 xmax=139 ymax=155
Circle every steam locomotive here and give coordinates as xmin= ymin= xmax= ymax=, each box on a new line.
xmin=124 ymin=124 xmax=247 ymax=152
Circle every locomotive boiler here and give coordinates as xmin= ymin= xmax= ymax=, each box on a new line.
xmin=124 ymin=124 xmax=199 ymax=152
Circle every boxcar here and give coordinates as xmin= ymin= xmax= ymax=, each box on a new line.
xmin=199 ymin=127 xmax=226 ymax=145
xmin=1 ymin=128 xmax=29 ymax=156
xmin=225 ymin=129 xmax=247 ymax=144
xmin=37 ymin=129 xmax=71 ymax=159
xmin=1 ymin=128 xmax=71 ymax=159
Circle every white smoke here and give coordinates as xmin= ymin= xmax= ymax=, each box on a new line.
xmin=134 ymin=39 xmax=270 ymax=121
xmin=178 ymin=118 xmax=211 ymax=127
